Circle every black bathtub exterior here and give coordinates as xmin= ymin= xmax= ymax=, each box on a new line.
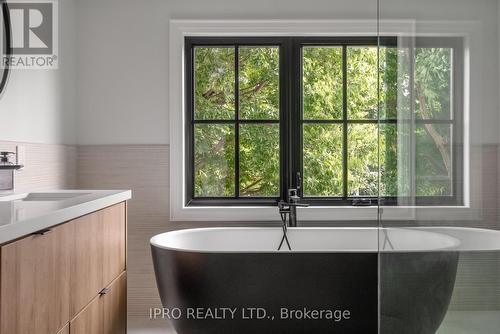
xmin=151 ymin=246 xmax=458 ymax=334
xmin=152 ymin=248 xmax=378 ymax=333
xmin=380 ymin=252 xmax=459 ymax=334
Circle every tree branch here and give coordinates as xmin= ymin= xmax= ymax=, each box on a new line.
xmin=240 ymin=80 xmax=268 ymax=97
xmin=415 ymin=84 xmax=451 ymax=176
xmin=240 ymin=178 xmax=263 ymax=195
xmin=202 ymin=89 xmax=227 ymax=106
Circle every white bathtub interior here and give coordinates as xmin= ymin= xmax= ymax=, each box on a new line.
xmin=151 ymin=227 xmax=500 ymax=253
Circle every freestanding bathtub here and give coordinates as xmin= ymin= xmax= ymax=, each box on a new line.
xmin=151 ymin=227 xmax=461 ymax=334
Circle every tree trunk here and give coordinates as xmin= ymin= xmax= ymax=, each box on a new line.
xmin=415 ymin=85 xmax=451 ymax=176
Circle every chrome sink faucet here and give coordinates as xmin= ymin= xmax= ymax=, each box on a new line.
xmin=278 ymin=188 xmax=309 ymax=228
xmin=0 ymin=151 xmax=23 ymax=192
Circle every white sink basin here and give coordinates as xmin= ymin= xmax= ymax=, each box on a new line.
xmin=0 ymin=192 xmax=92 ymax=202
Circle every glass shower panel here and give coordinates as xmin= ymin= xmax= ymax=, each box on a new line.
xmin=294 ymin=2 xmax=381 ymax=333
xmin=378 ymin=1 xmax=500 ymax=333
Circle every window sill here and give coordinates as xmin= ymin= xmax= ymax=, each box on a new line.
xmin=170 ymin=205 xmax=480 ymax=222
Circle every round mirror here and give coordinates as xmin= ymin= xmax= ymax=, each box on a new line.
xmin=0 ymin=0 xmax=11 ymax=99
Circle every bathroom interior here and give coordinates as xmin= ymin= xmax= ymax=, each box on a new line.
xmin=1 ymin=0 xmax=500 ymax=333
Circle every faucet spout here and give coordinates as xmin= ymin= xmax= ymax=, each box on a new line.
xmin=278 ymin=189 xmax=310 ymax=228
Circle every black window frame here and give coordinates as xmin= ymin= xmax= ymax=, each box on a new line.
xmin=185 ymin=36 xmax=464 ymax=207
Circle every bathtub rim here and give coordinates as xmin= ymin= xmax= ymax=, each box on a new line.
xmin=149 ymin=226 xmax=466 ymax=254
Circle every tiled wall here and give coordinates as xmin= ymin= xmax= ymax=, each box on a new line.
xmin=448 ymin=145 xmax=500 ymax=311
xmin=1 ymin=141 xmax=498 ymax=316
xmin=0 ymin=141 xmax=77 ymax=192
xmin=76 ymin=144 xmax=500 ymax=317
xmin=77 ymin=145 xmax=170 ymax=316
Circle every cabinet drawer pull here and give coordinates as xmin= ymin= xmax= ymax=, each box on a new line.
xmin=99 ymin=287 xmax=111 ymax=296
xmin=33 ymin=229 xmax=52 ymax=236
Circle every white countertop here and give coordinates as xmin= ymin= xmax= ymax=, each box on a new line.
xmin=0 ymin=190 xmax=132 ymax=245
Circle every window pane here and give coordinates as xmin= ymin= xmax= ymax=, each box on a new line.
xmin=379 ymin=47 xmax=400 ymax=119
xmin=348 ymin=124 xmax=379 ymax=196
xmin=347 ymin=47 xmax=378 ymax=119
xmin=415 ymin=48 xmax=452 ymax=120
xmin=380 ymin=124 xmax=398 ymax=196
xmin=239 ymin=47 xmax=279 ymax=120
xmin=240 ymin=124 xmax=280 ymax=196
xmin=416 ymin=124 xmax=452 ymax=196
xmin=303 ymin=47 xmax=343 ymax=120
xmin=303 ymin=124 xmax=343 ymax=196
xmin=194 ymin=47 xmax=235 ymax=120
xmin=194 ymin=124 xmax=235 ymax=197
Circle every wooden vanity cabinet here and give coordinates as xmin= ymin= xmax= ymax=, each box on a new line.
xmin=70 ymin=293 xmax=102 ymax=334
xmin=0 ymin=222 xmax=72 ymax=334
xmin=102 ymin=204 xmax=126 ymax=287
xmin=103 ymin=272 xmax=127 ymax=334
xmin=57 ymin=324 xmax=70 ymax=334
xmin=70 ymin=202 xmax=126 ymax=317
xmin=71 ymin=272 xmax=127 ymax=334
xmin=69 ymin=210 xmax=104 ymax=317
xmin=0 ymin=202 xmax=127 ymax=334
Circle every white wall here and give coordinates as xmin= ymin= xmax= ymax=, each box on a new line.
xmin=0 ymin=0 xmax=77 ymax=145
xmin=75 ymin=0 xmax=378 ymax=145
xmin=0 ymin=0 xmax=496 ymax=145
xmin=75 ymin=0 xmax=172 ymax=145
xmin=75 ymin=0 xmax=500 ymax=145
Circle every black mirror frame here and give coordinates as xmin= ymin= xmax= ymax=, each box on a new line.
xmin=0 ymin=0 xmax=11 ymax=99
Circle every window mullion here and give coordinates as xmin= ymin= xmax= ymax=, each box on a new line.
xmin=235 ymin=45 xmax=240 ymax=198
xmin=281 ymin=39 xmax=293 ymax=201
xmin=342 ymin=45 xmax=348 ymax=199
xmin=291 ymin=39 xmax=302 ymax=198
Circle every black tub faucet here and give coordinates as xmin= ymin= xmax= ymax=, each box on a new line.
xmin=278 ymin=189 xmax=309 ymax=228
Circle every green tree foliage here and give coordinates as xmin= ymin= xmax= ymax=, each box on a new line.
xmin=239 ymin=47 xmax=280 ymax=120
xmin=414 ymin=48 xmax=452 ymax=196
xmin=303 ymin=124 xmax=343 ymax=196
xmin=347 ymin=47 xmax=379 ymax=119
xmin=240 ymin=124 xmax=280 ymax=196
xmin=346 ymin=48 xmax=381 ymax=196
xmin=380 ymin=48 xmax=399 ymax=196
xmin=193 ymin=44 xmax=453 ymax=199
xmin=194 ymin=124 xmax=235 ymax=197
xmin=195 ymin=48 xmax=235 ymax=119
xmin=303 ymin=47 xmax=343 ymax=119
xmin=302 ymin=47 xmax=343 ymax=196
